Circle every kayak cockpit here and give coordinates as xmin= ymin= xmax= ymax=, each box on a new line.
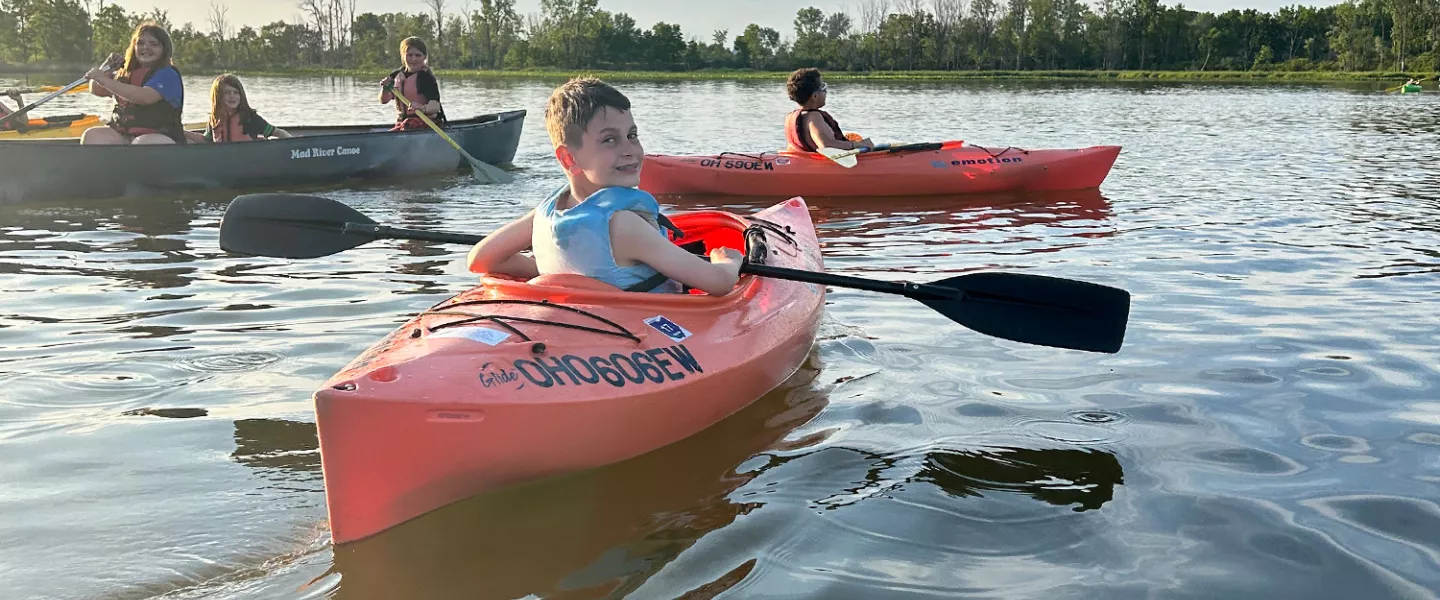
xmin=477 ymin=208 xmax=762 ymax=304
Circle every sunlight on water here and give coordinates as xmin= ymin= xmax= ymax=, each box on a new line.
xmin=0 ymin=76 xmax=1436 ymax=599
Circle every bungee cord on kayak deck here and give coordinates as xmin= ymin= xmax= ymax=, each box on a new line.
xmin=425 ymin=299 xmax=642 ymax=344
xmin=981 ymin=146 xmax=1030 ymax=159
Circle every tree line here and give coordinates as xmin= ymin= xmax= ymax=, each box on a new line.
xmin=3 ymin=0 xmax=1440 ymax=73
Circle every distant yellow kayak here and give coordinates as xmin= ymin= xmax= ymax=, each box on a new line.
xmin=0 ymin=114 xmax=104 ymax=139
xmin=0 ymin=114 xmax=206 ymax=140
xmin=17 ymin=83 xmax=91 ymax=94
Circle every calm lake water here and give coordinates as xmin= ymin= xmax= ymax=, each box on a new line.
xmin=1 ymin=74 xmax=1437 ymax=599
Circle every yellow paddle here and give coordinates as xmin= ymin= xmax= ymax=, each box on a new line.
xmin=386 ymin=85 xmax=512 ymax=184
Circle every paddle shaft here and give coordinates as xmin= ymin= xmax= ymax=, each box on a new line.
xmin=219 ymin=192 xmax=1129 ymax=353
xmin=827 ymin=141 xmax=948 ymax=162
xmin=338 ymin=221 xmax=950 ymax=298
xmin=390 ymin=89 xmax=461 ymax=152
xmin=343 ymin=222 xmax=484 ymax=245
xmin=0 ymin=77 xmax=87 ymax=127
xmin=741 ymin=263 xmax=953 ymax=300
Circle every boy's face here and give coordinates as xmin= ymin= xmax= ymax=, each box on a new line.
xmin=560 ymin=107 xmax=643 ymax=189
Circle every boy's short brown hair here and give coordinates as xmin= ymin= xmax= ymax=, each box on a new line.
xmin=787 ymin=68 xmax=823 ymax=105
xmin=545 ymin=77 xmax=631 ymax=148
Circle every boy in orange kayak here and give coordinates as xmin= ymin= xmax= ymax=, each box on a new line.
xmin=466 ymin=77 xmax=743 ymax=296
xmin=785 ymin=67 xmax=874 ymax=153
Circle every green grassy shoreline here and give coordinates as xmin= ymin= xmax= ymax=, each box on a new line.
xmin=5 ymin=66 xmax=1433 ymax=84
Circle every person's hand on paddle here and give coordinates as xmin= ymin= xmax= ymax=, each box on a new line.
xmin=844 ymin=132 xmax=875 ymax=151
xmin=709 ymin=247 xmax=744 ymax=277
xmin=88 ymin=53 xmax=123 ymax=79
xmin=380 ymin=75 xmax=396 ymax=90
xmin=85 ymin=55 xmax=121 ymax=83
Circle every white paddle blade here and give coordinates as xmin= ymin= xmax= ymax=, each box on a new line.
xmin=818 ymin=147 xmax=860 ymax=168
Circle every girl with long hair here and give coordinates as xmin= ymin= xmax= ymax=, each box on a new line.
xmin=81 ymin=21 xmax=187 ymax=145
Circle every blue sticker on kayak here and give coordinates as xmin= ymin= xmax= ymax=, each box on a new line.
xmin=644 ymin=315 xmax=692 ymax=342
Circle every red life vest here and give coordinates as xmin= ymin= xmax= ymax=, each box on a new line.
xmin=785 ymin=108 xmax=844 ymax=153
xmin=111 ymin=65 xmax=184 ymax=140
xmin=210 ymin=112 xmax=253 ymax=143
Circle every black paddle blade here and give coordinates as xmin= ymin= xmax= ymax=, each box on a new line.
xmin=219 ymin=193 xmax=378 ymax=259
xmin=920 ymin=272 xmax=1131 ymax=353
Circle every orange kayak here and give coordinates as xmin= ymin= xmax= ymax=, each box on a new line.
xmin=640 ymin=141 xmax=1122 ymax=196
xmin=0 ymin=113 xmax=103 ymax=139
xmin=0 ymin=113 xmax=206 ymax=139
xmin=315 ymin=197 xmax=825 ymax=544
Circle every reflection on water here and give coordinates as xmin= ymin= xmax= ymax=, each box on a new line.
xmin=238 ymin=347 xmax=1124 ymax=600
xmin=1 ymin=78 xmax=1438 ymax=599
xmin=232 ymin=417 xmax=321 ymax=474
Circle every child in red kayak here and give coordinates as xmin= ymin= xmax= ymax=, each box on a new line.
xmin=466 ymin=77 xmax=743 ymax=296
xmin=379 ymin=37 xmax=445 ymax=131
xmin=784 ymin=67 xmax=874 ymax=152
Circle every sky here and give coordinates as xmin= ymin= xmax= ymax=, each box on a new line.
xmin=112 ymin=0 xmax=1343 ymax=41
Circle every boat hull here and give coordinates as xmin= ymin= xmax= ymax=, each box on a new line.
xmin=640 ymin=142 xmax=1121 ymax=197
xmin=313 ymin=197 xmax=826 ymax=544
xmin=0 ymin=110 xmax=525 ymax=204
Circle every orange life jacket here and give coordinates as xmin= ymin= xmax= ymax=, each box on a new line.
xmin=785 ymin=108 xmax=844 ymax=153
xmin=210 ymin=112 xmax=253 ymax=143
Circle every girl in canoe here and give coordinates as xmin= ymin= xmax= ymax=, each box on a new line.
xmin=466 ymin=77 xmax=743 ymax=296
xmin=81 ymin=22 xmax=186 ymax=145
xmin=188 ymin=74 xmax=291 ymax=143
xmin=785 ymin=67 xmax=874 ymax=153
xmin=379 ymin=37 xmax=446 ymax=131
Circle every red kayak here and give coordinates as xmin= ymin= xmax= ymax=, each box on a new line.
xmin=640 ymin=141 xmax=1121 ymax=197
xmin=315 ymin=197 xmax=825 ymax=544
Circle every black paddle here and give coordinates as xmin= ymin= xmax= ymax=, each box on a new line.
xmin=218 ymin=193 xmax=1130 ymax=353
